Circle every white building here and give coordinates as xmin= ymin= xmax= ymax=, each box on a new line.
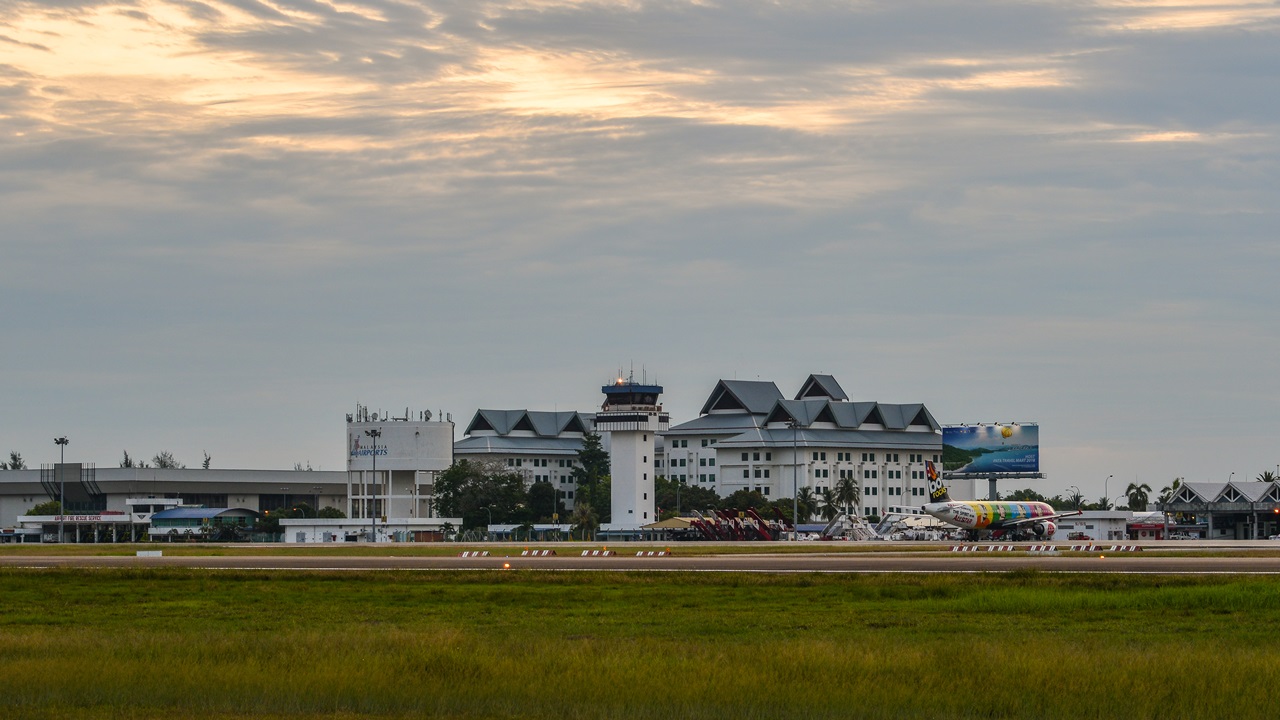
xmin=659 ymin=375 xmax=972 ymax=517
xmin=452 ymin=409 xmax=595 ymax=508
xmin=595 ymin=378 xmax=668 ymax=531
xmin=346 ymin=404 xmax=454 ymax=520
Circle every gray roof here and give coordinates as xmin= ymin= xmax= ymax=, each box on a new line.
xmin=454 ymin=436 xmax=585 ymax=456
xmin=664 ymin=413 xmax=767 ymax=436
xmin=715 ymin=426 xmax=941 ymax=450
xmin=761 ymin=399 xmax=941 ymax=432
xmin=464 ymin=409 xmax=589 ymax=437
xmin=699 ymin=380 xmax=784 ymax=415
xmin=1173 ymin=481 xmax=1280 ymax=504
xmin=795 ymin=374 xmax=848 ymax=401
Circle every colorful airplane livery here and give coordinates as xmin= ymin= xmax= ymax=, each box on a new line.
xmin=921 ymin=460 xmax=1080 ymax=539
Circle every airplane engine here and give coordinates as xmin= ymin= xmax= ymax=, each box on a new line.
xmin=1032 ymin=521 xmax=1056 ymax=538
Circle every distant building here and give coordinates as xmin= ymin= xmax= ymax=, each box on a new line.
xmin=659 ymin=374 xmax=970 ymax=516
xmin=452 ymin=409 xmax=596 ymax=509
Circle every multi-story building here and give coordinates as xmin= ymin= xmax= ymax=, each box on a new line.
xmin=660 ymin=374 xmax=969 ymax=517
xmin=452 ymin=409 xmax=595 ymax=508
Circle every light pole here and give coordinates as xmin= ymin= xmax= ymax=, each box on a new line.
xmin=1103 ymin=474 xmax=1113 ymax=510
xmin=787 ymin=419 xmax=799 ymax=540
xmin=365 ymin=428 xmax=381 ymax=542
xmin=54 ymin=437 xmax=68 ymax=543
xmin=1068 ymin=485 xmax=1082 ymax=511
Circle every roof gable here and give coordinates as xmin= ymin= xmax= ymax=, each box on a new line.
xmin=795 ymin=374 xmax=848 ymax=401
xmin=700 ymin=380 xmax=784 ymax=415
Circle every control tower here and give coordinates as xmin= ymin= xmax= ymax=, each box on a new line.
xmin=594 ymin=374 xmax=669 ymax=530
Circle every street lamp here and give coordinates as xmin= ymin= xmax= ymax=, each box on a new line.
xmin=365 ymin=428 xmax=381 ymax=542
xmin=54 ymin=437 xmax=68 ymax=543
xmin=1103 ymin=474 xmax=1113 ymax=510
xmin=787 ymin=419 xmax=799 ymax=540
xmin=1068 ymin=485 xmax=1082 ymax=511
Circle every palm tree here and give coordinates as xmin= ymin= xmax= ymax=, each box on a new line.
xmin=1157 ymin=477 xmax=1184 ymax=506
xmin=570 ymin=502 xmax=598 ymax=541
xmin=1125 ymin=482 xmax=1152 ymax=511
xmin=834 ymin=475 xmax=861 ymax=516
xmin=796 ymin=487 xmax=817 ymax=524
xmin=818 ymin=488 xmax=839 ymax=521
xmin=1066 ymin=488 xmax=1085 ymax=511
xmin=1258 ymin=471 xmax=1279 ymax=484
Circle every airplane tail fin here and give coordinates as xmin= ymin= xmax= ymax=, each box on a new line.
xmin=926 ymin=460 xmax=950 ymax=502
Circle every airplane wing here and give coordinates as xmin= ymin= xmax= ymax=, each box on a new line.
xmin=1002 ymin=509 xmax=1083 ymax=527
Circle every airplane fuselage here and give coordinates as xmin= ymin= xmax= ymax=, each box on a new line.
xmin=922 ymin=500 xmax=1057 ymax=531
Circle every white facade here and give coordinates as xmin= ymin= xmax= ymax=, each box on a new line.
xmin=346 ymin=404 xmax=455 ymax=521
xmin=658 ymin=375 xmax=973 ymax=518
xmin=595 ymin=379 xmax=668 ymax=531
xmin=279 ymin=516 xmax=462 ymax=543
xmin=452 ymin=410 xmax=595 ymax=509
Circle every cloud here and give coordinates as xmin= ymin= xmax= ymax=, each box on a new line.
xmin=0 ymin=0 xmax=1275 ymax=488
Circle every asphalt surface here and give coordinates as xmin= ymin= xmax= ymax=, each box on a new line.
xmin=6 ymin=551 xmax=1280 ymax=573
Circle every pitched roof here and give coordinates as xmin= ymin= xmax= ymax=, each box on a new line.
xmin=795 ymin=374 xmax=848 ymax=401
xmin=464 ymin=410 xmax=588 ymax=437
xmin=699 ymin=380 xmax=784 ymax=415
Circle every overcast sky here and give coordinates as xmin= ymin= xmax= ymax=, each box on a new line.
xmin=2 ymin=0 xmax=1276 ymax=499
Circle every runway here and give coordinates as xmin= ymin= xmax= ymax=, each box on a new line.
xmin=6 ymin=551 xmax=1280 ymax=574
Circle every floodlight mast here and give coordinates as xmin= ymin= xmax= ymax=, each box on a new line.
xmin=365 ymin=428 xmax=381 ymax=542
xmin=54 ymin=437 xmax=69 ymax=543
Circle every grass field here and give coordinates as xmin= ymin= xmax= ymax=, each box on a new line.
xmin=3 ymin=568 xmax=1279 ymax=719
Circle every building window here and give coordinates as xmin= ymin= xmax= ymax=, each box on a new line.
xmin=765 ymin=452 xmax=771 ymax=461
xmin=743 ymin=469 xmax=749 ymax=478
xmin=708 ymin=474 xmax=715 ymax=482
xmin=764 ymin=487 xmax=771 ymax=496
xmin=702 ymin=439 xmax=708 ymax=447
xmin=764 ymin=469 xmax=771 ymax=478
xmin=709 ymin=458 xmax=716 ymax=466
xmin=700 ymin=474 xmax=706 ymax=482
xmin=754 ymin=469 xmax=762 ymax=478
xmin=699 ymin=458 xmax=706 ymax=466
xmin=742 ymin=453 xmax=749 ymax=462
xmin=753 ymin=452 xmax=760 ymax=461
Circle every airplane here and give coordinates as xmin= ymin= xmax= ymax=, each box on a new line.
xmin=921 ymin=461 xmax=1081 ymax=539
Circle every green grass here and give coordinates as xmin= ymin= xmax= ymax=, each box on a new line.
xmin=2 ymin=569 xmax=1280 ymax=718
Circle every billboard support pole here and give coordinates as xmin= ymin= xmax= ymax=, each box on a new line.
xmin=988 ymin=476 xmax=999 ymax=501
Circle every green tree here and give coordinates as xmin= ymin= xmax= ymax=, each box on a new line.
xmin=152 ymin=451 xmax=184 ymax=469
xmin=527 ymin=480 xmax=562 ymax=521
xmin=1006 ymin=488 xmax=1048 ymax=502
xmin=4 ymin=451 xmax=26 ymax=470
xmin=26 ymin=499 xmax=61 ymax=515
xmin=317 ymin=506 xmax=346 ymax=518
xmin=434 ymin=459 xmax=528 ymax=529
xmin=120 ymin=451 xmax=135 ymax=468
xmin=1157 ymin=477 xmax=1184 ymax=506
xmin=795 ymin=487 xmax=817 ymax=524
xmin=1258 ymin=471 xmax=1279 ymax=484
xmin=1124 ymin=482 xmax=1152 ymax=511
xmin=202 ymin=452 xmax=211 ymax=470
xmin=720 ymin=489 xmax=768 ymax=512
xmin=818 ymin=487 xmax=839 ymax=521
xmin=572 ymin=433 xmax=611 ymax=523
xmin=570 ymin=502 xmax=598 ymax=540
xmin=655 ymin=475 xmax=720 ymax=518
xmin=834 ymin=475 xmax=861 ymax=515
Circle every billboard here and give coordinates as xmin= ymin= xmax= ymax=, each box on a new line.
xmin=942 ymin=424 xmax=1039 ymax=474
xmin=347 ymin=422 xmax=453 ymax=472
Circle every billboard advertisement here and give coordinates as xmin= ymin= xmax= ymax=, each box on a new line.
xmin=347 ymin=422 xmax=453 ymax=472
xmin=942 ymin=424 xmax=1039 ymax=474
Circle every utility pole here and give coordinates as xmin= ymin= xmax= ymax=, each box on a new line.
xmin=54 ymin=437 xmax=69 ymax=543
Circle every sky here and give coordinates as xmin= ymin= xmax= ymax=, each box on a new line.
xmin=2 ymin=0 xmax=1277 ymax=500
